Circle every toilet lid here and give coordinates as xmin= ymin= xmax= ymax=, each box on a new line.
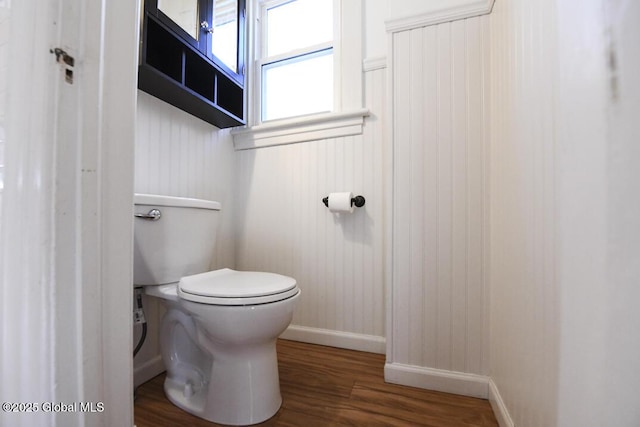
xmin=178 ymin=268 xmax=299 ymax=305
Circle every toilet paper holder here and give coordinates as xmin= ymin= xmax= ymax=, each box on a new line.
xmin=322 ymin=195 xmax=366 ymax=208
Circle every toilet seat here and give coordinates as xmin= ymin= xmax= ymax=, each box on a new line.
xmin=178 ymin=268 xmax=299 ymax=306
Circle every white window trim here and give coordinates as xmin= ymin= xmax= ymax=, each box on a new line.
xmin=232 ymin=107 xmax=368 ymax=149
xmin=233 ymin=0 xmax=366 ymax=150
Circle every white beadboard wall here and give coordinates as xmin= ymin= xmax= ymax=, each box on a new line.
xmin=234 ymin=68 xmax=387 ymax=353
xmin=133 ymin=91 xmax=237 ymax=385
xmin=387 ymin=15 xmax=491 ymax=397
xmin=135 ymin=91 xmax=237 ymax=269
xmin=487 ymin=0 xmax=558 ymax=425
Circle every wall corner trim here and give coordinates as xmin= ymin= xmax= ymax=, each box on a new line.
xmin=488 ymin=379 xmax=515 ymax=427
xmin=385 ymin=0 xmax=495 ymax=33
xmin=384 ymin=362 xmax=490 ymax=399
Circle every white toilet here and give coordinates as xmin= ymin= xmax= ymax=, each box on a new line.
xmin=133 ymin=193 xmax=300 ymax=425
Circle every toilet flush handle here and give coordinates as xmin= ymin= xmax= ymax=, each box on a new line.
xmin=134 ymin=209 xmax=161 ymax=221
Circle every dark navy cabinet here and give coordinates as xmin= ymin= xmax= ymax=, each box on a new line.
xmin=139 ymin=0 xmax=246 ymax=128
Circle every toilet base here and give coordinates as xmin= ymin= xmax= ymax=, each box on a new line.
xmin=149 ymin=285 xmax=300 ymax=425
xmin=163 ymin=341 xmax=283 ymax=426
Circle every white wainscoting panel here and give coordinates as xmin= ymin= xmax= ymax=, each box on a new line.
xmin=389 ymin=15 xmax=490 ymax=387
xmin=135 ymin=91 xmax=237 ymax=269
xmin=488 ymin=0 xmax=559 ymax=425
xmin=234 ymin=68 xmax=387 ymax=352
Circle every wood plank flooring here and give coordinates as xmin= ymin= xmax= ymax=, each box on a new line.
xmin=134 ymin=339 xmax=498 ymax=426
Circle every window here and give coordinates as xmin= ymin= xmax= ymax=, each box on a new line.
xmin=232 ymin=0 xmax=366 ymax=149
xmin=257 ymin=0 xmax=334 ymax=122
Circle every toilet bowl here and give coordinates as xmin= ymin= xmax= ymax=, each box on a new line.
xmin=133 ymin=194 xmax=300 ymax=425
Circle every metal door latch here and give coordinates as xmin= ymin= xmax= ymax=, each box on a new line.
xmin=50 ymin=47 xmax=75 ymax=84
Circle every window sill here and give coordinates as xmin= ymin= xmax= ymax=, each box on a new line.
xmin=231 ymin=108 xmax=369 ymax=150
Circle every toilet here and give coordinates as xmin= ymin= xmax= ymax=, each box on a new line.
xmin=133 ymin=193 xmax=300 ymax=425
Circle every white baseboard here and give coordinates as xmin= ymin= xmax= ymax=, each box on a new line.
xmin=384 ymin=362 xmax=490 ymax=399
xmin=134 ymin=355 xmax=165 ymax=388
xmin=488 ymin=379 xmax=514 ymax=427
xmin=280 ymin=324 xmax=386 ymax=354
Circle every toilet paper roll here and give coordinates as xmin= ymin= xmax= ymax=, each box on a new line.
xmin=328 ymin=192 xmax=354 ymax=213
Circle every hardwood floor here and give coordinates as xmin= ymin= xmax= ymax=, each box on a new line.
xmin=134 ymin=340 xmax=498 ymax=426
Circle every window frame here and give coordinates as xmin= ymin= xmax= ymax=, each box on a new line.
xmin=253 ymin=0 xmax=336 ymax=124
xmin=234 ymin=0 xmax=367 ymax=148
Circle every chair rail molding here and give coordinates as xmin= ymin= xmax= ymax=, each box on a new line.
xmin=385 ymin=0 xmax=495 ymax=33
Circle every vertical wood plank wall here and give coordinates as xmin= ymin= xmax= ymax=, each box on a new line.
xmin=388 ymin=15 xmax=491 ymax=389
xmin=135 ymin=91 xmax=237 ymax=270
xmin=488 ymin=0 xmax=559 ymax=424
xmin=234 ymin=68 xmax=387 ymax=353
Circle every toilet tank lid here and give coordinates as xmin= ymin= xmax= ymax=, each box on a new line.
xmin=134 ymin=193 xmax=221 ymax=211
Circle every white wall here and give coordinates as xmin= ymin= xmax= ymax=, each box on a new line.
xmin=554 ymin=0 xmax=640 ymax=425
xmin=489 ymin=0 xmax=640 ymax=425
xmin=386 ymin=14 xmax=491 ymax=396
xmin=234 ymin=66 xmax=387 ymax=353
xmin=364 ymin=0 xmax=386 ymax=59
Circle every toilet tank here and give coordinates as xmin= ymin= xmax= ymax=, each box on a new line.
xmin=133 ymin=194 xmax=221 ymax=286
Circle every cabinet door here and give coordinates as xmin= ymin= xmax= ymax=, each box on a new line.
xmin=148 ymin=0 xmax=244 ymax=84
xmin=157 ymin=0 xmax=202 ymax=41
xmin=209 ymin=0 xmax=241 ymax=75
xmin=152 ymin=0 xmax=207 ymax=52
